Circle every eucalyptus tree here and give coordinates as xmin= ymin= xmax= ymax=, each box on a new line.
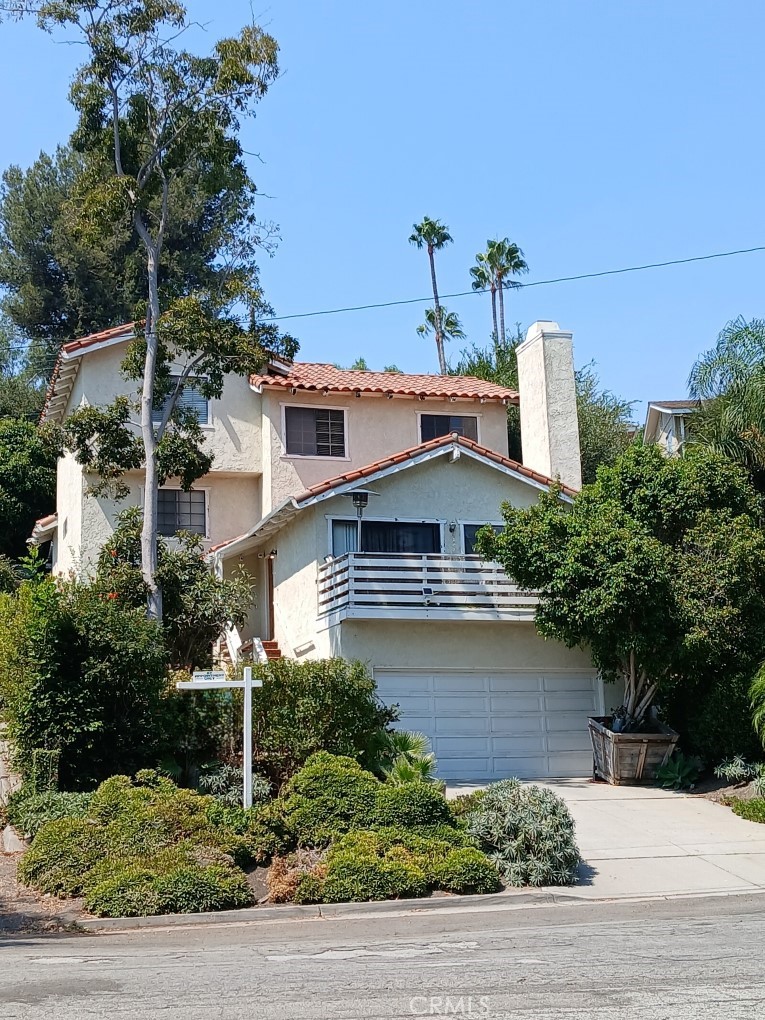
xmin=416 ymin=306 xmax=465 ymax=358
xmin=688 ymin=316 xmax=765 ymax=479
xmin=409 ymin=216 xmax=453 ymax=374
xmin=3 ymin=0 xmax=297 ymax=618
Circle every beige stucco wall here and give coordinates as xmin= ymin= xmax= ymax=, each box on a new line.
xmin=263 ymin=451 xmax=564 ymax=656
xmin=260 ymin=389 xmax=511 ymax=514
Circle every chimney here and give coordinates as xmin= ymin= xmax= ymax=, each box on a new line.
xmin=516 ymin=321 xmax=582 ymax=491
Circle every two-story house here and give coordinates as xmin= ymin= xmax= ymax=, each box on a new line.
xmin=36 ymin=320 xmax=602 ymax=782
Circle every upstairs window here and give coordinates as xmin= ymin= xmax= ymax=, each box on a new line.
xmin=332 ymin=519 xmax=440 ymax=556
xmin=152 ymin=379 xmax=209 ymax=426
xmin=285 ymin=406 xmax=346 ymax=457
xmin=157 ymin=489 xmax=207 ymax=536
xmin=462 ymin=523 xmax=502 ymax=554
xmin=420 ymin=413 xmax=478 ymax=443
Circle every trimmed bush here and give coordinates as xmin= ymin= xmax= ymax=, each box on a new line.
xmin=449 ymin=790 xmax=487 ymax=818
xmin=431 ymin=847 xmax=501 ymax=895
xmin=467 ymin=779 xmax=581 ymax=887
xmin=320 ymin=846 xmax=428 ymax=903
xmin=17 ymin=771 xmax=274 ymax=916
xmin=6 ymin=788 xmax=92 ymax=838
xmin=279 ymin=753 xmax=456 ymax=848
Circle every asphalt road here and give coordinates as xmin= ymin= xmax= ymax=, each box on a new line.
xmin=2 ymin=894 xmax=765 ymax=1019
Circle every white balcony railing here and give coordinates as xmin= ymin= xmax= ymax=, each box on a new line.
xmin=317 ymin=552 xmax=538 ymax=622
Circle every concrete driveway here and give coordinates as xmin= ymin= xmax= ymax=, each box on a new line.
xmin=451 ymin=779 xmax=765 ymax=900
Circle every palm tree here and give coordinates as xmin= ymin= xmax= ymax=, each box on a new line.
xmin=409 ymin=216 xmax=453 ymax=374
xmin=487 ymin=238 xmax=528 ymax=343
xmin=470 ymin=255 xmax=498 ymax=340
xmin=417 ymin=306 xmax=465 ymax=355
xmin=688 ymin=316 xmax=765 ymax=477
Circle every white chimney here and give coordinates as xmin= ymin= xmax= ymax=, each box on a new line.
xmin=516 ymin=320 xmax=582 ymax=491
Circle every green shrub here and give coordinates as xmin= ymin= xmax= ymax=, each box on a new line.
xmin=17 ymin=771 xmax=274 ymax=915
xmin=6 ymin=788 xmax=92 ymax=838
xmin=373 ymin=782 xmax=454 ymax=829
xmin=320 ymin=843 xmax=429 ymax=903
xmin=431 ymin=847 xmax=502 ymax=895
xmin=729 ymin=798 xmax=765 ymax=823
xmin=449 ymin=790 xmax=487 ymax=818
xmin=656 ymin=751 xmax=703 ymax=790
xmin=667 ymin=670 xmax=761 ymax=763
xmin=0 ymin=578 xmax=168 ymax=789
xmin=467 ymin=779 xmax=581 ymax=887
xmin=280 ymin=752 xmax=380 ymax=846
xmin=247 ymin=659 xmax=396 ymax=786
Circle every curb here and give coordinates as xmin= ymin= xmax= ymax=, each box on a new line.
xmin=74 ymin=887 xmax=622 ymax=933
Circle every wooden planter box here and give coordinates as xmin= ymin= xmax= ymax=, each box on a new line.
xmin=588 ymin=716 xmax=679 ymax=785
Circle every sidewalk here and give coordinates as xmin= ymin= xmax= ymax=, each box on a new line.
xmin=453 ymin=778 xmax=765 ymax=900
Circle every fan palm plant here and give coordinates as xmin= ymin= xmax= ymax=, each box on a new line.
xmin=409 ymin=216 xmax=453 ymax=374
xmin=469 ymin=255 xmax=498 ymax=340
xmin=688 ymin=317 xmax=765 ymax=475
xmin=417 ymin=306 xmax=466 ymax=352
xmin=488 ymin=238 xmax=528 ymax=343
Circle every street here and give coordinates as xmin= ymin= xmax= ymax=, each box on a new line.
xmin=1 ymin=894 xmax=764 ymax=1019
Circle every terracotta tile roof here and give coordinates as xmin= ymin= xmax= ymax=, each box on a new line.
xmin=250 ymin=363 xmax=519 ymax=403
xmin=294 ymin=433 xmax=577 ymax=502
xmin=61 ymin=322 xmax=136 ymax=355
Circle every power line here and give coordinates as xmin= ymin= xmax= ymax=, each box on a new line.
xmin=2 ymin=242 xmax=765 ymax=352
xmin=263 ymin=244 xmax=765 ymax=322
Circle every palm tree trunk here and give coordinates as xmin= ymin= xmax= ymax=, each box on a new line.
xmin=498 ymin=279 xmax=506 ymax=344
xmin=490 ymin=284 xmax=498 ymax=343
xmin=428 ymin=245 xmax=447 ymax=374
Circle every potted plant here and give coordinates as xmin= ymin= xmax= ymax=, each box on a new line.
xmin=476 ymin=445 xmax=765 ymax=785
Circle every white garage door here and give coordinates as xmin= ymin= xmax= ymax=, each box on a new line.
xmin=375 ymin=669 xmax=600 ymax=781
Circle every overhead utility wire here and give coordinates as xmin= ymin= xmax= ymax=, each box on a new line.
xmin=263 ymin=244 xmax=765 ymax=322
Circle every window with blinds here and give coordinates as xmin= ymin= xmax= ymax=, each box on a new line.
xmin=285 ymin=406 xmax=346 ymax=457
xmin=420 ymin=414 xmax=478 ymax=443
xmin=152 ymin=379 xmax=209 ymax=426
xmin=157 ymin=489 xmax=207 ymax=536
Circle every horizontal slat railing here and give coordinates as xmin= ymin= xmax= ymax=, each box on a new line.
xmin=317 ymin=552 xmax=538 ymax=618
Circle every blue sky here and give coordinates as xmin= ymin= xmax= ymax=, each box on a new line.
xmin=1 ymin=1 xmax=764 ymax=420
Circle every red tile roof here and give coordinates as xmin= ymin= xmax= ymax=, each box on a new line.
xmin=250 ymin=363 xmax=519 ymax=403
xmin=294 ymin=433 xmax=577 ymax=502
xmin=61 ymin=322 xmax=137 ymax=354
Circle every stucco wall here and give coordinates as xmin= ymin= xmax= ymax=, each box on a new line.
xmin=266 ymin=451 xmax=561 ymax=656
xmin=260 ymin=389 xmax=510 ymax=514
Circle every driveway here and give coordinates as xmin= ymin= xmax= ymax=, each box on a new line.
xmin=450 ymin=778 xmax=765 ymax=899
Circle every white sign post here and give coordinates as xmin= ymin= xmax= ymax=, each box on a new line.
xmin=176 ymin=666 xmax=263 ymax=808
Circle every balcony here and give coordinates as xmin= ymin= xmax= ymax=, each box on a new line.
xmin=317 ymin=552 xmax=538 ymax=623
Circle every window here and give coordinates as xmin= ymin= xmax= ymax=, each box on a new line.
xmin=420 ymin=414 xmax=478 ymax=443
xmin=332 ymin=519 xmax=440 ymax=555
xmin=285 ymin=406 xmax=346 ymax=457
xmin=157 ymin=489 xmax=207 ymax=536
xmin=462 ymin=523 xmax=502 ymax=554
xmin=152 ymin=378 xmax=209 ymax=426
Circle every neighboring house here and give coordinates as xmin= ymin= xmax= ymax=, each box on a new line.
xmin=37 ymin=319 xmax=602 ymax=781
xmin=643 ymin=400 xmax=699 ymax=456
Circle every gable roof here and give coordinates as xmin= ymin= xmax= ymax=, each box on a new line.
xmin=250 ymin=362 xmax=518 ymax=403
xmin=41 ymin=323 xmax=137 ymax=423
xmin=646 ymin=399 xmax=699 ymax=413
xmin=208 ymin=433 xmax=574 ymax=559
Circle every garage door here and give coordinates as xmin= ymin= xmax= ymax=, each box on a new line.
xmin=374 ymin=669 xmax=600 ymax=780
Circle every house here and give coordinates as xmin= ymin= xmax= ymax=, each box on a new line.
xmin=37 ymin=319 xmax=602 ymax=782
xmin=643 ymin=399 xmax=699 ymax=456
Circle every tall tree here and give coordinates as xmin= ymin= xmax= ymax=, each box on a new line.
xmin=5 ymin=1 xmax=297 ymax=619
xmin=416 ymin=306 xmax=465 ymax=358
xmin=409 ymin=216 xmax=453 ymax=374
xmin=469 ymin=255 xmax=497 ymax=340
xmin=687 ymin=316 xmax=765 ymax=482
xmin=490 ymin=238 xmax=528 ymax=343
xmin=0 ymin=418 xmax=59 ymax=558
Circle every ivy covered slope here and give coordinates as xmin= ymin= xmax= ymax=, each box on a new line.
xmin=17 ymin=754 xmax=583 ymax=917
